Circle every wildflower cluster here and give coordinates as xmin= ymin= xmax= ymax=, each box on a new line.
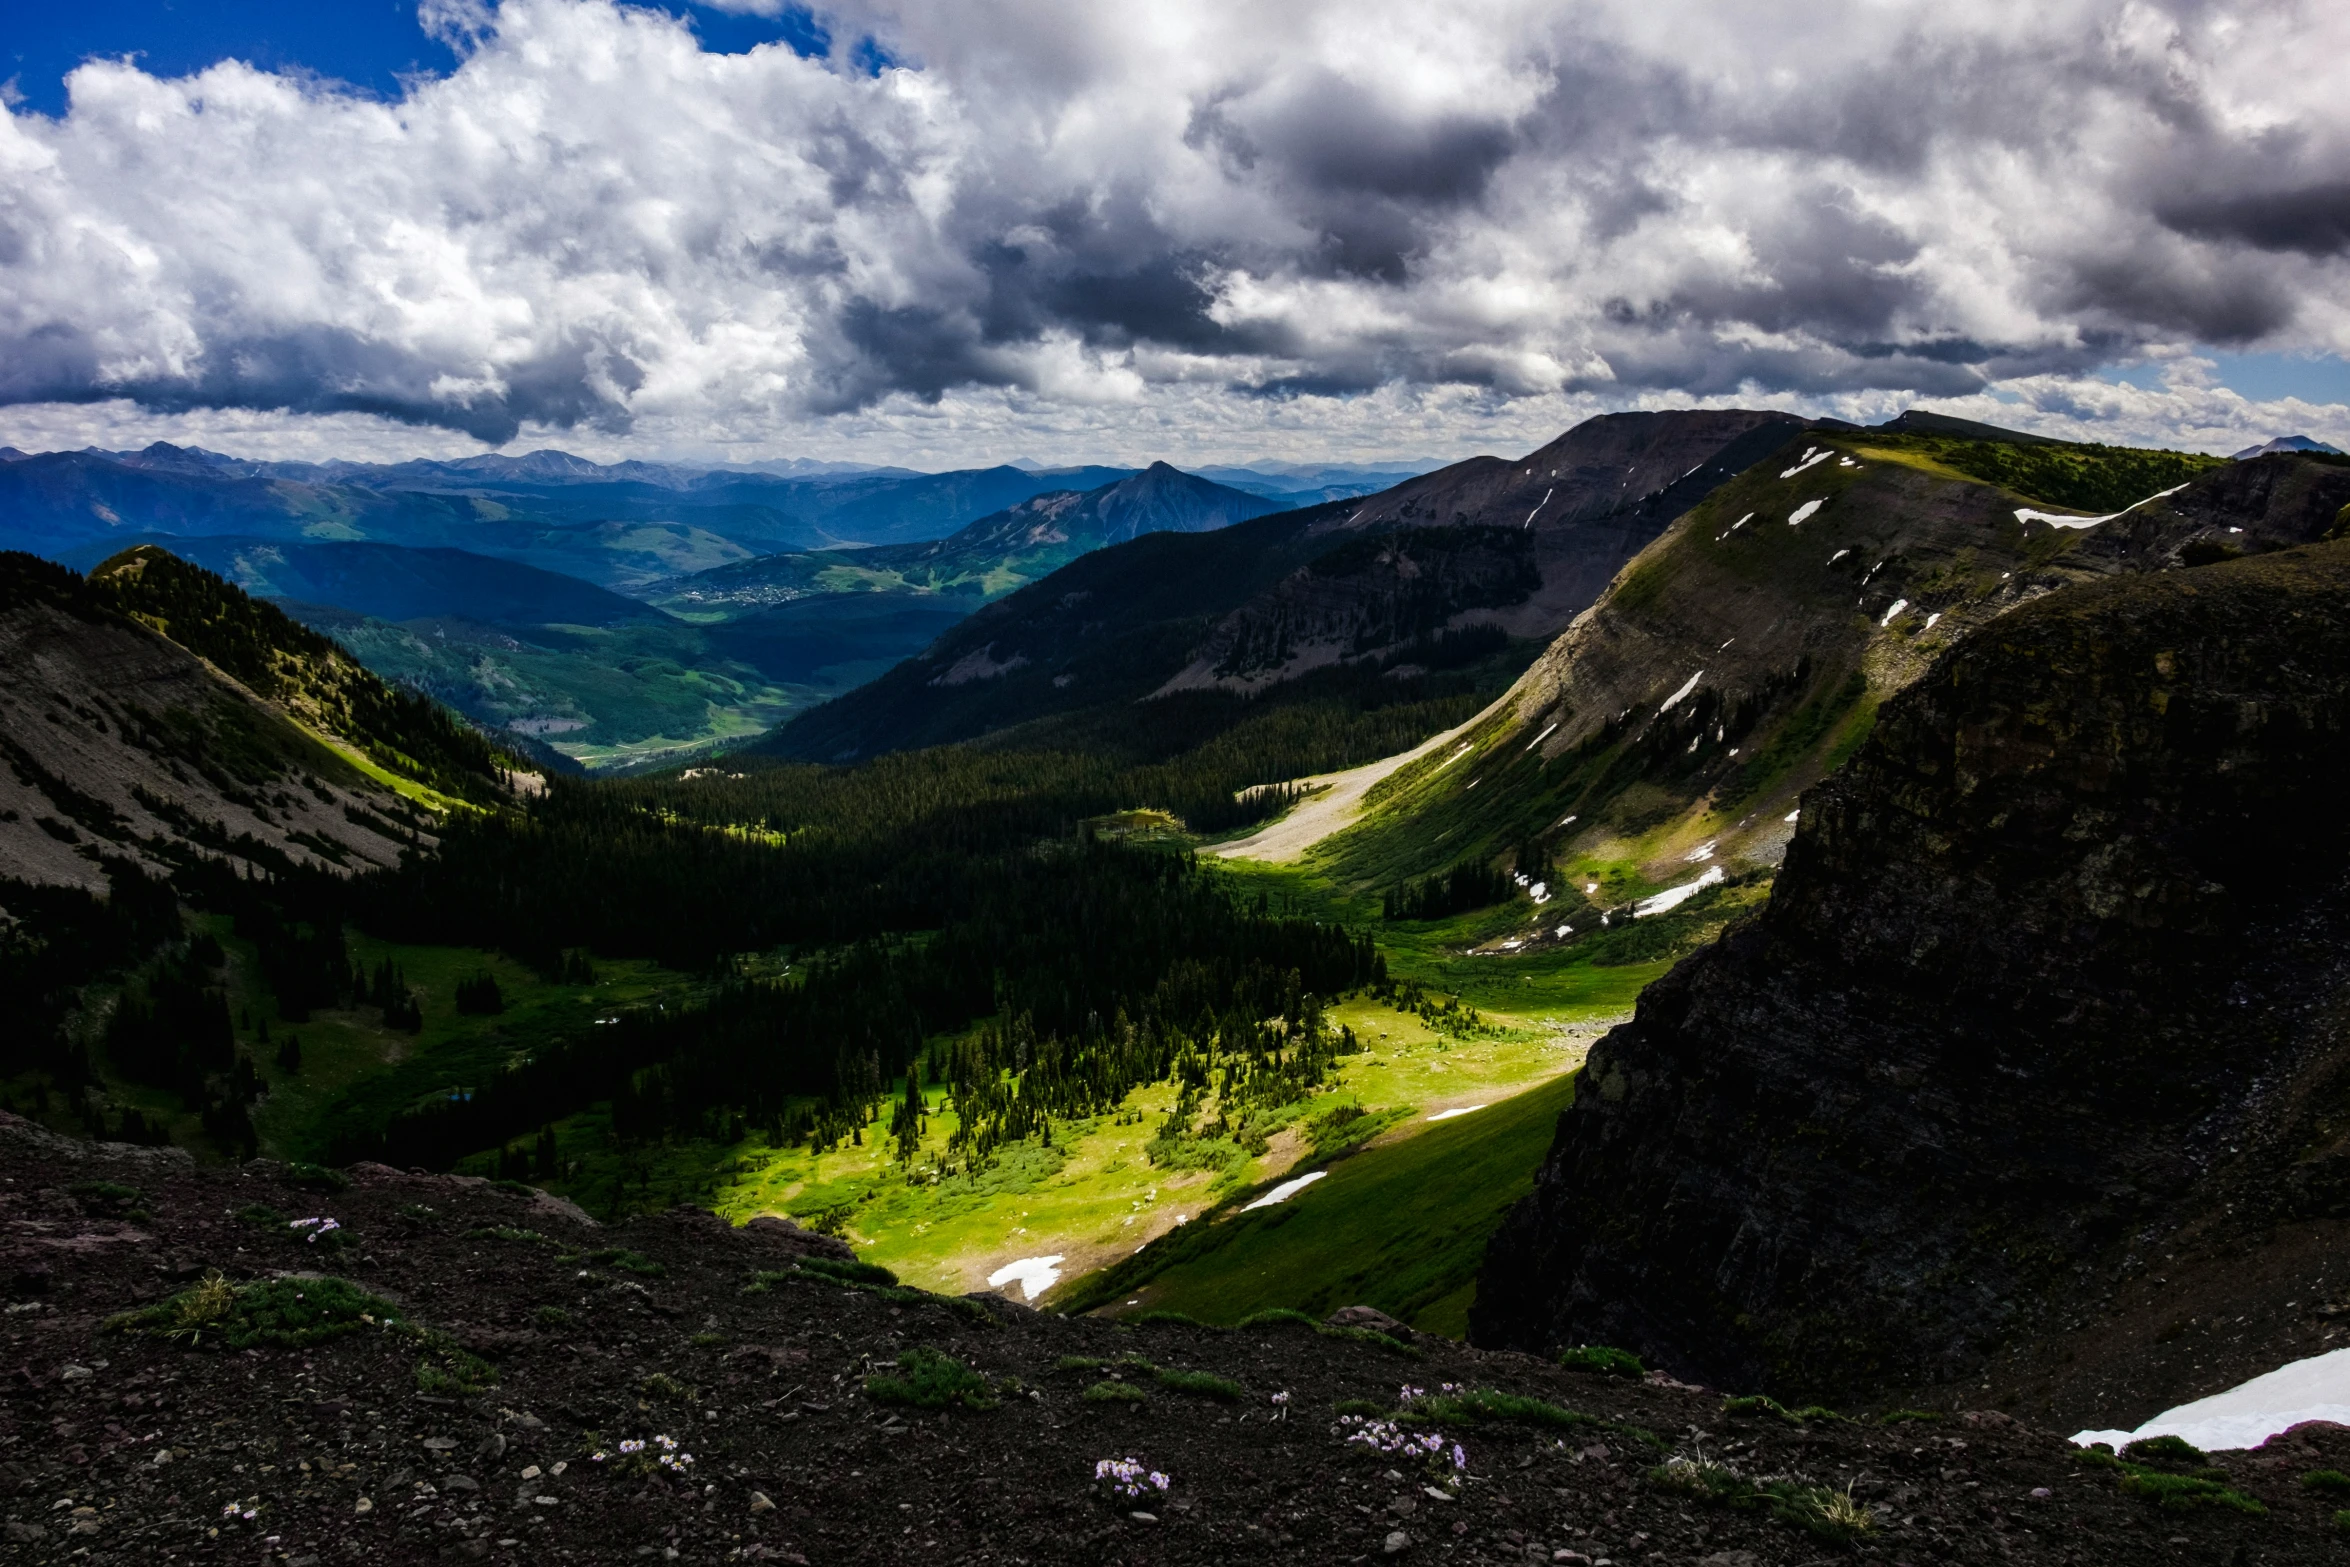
xmin=1270 ymin=1390 xmax=1291 ymax=1421
xmin=1340 ymin=1414 xmax=1468 ymax=1475
xmin=588 ymin=1435 xmax=694 ymax=1476
xmin=1395 ymin=1383 xmax=1463 ymax=1405
xmin=288 ymin=1217 xmax=342 ymax=1244
xmin=1094 ymin=1457 xmax=1172 ymax=1501
xmin=219 ymin=1497 xmax=260 ymax=1523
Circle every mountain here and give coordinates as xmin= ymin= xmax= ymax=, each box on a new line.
xmin=1471 ymin=540 xmax=2350 ymax=1429
xmin=0 ymin=547 xmax=524 ymax=894
xmin=57 ymin=536 xmax=663 ymax=629
xmin=763 ymin=410 xmax=1816 ymax=763
xmin=648 ymin=462 xmax=1280 ymax=618
xmin=1295 ymin=429 xmax=2282 ymax=913
xmin=0 ymin=443 xmax=1141 ymax=589
xmin=2234 ymin=434 xmax=2346 ymax=459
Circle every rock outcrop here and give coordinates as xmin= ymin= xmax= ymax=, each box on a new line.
xmin=1472 ymin=541 xmax=2350 ymax=1402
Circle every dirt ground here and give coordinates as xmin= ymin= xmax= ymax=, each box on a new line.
xmin=5 ymin=1112 xmax=2346 ymax=1566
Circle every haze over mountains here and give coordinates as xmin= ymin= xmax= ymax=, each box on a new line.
xmin=0 ymin=443 xmax=1389 ymax=770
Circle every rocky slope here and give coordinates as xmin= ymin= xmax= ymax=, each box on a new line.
xmin=9 ymin=1113 xmax=2350 ymax=1566
xmin=0 ymin=555 xmax=458 ymax=893
xmin=1471 ymin=541 xmax=2350 ymax=1422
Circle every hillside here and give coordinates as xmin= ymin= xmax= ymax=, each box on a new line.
xmin=0 ymin=548 xmax=524 ymax=895
xmin=648 ymin=462 xmax=1279 ymax=618
xmin=764 ymin=410 xmax=1814 ymax=763
xmin=1290 ymin=441 xmax=2345 ymax=934
xmin=14 ymin=1118 xmax=2342 ymax=1566
xmin=1471 ymin=541 xmax=2350 ymax=1429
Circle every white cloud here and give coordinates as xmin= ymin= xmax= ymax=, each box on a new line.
xmin=0 ymin=0 xmax=2346 ymax=463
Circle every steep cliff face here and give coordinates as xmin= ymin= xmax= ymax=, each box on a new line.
xmin=1471 ymin=541 xmax=2350 ymax=1402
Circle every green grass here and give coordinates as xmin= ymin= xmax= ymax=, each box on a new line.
xmin=108 ymin=1273 xmax=395 ymax=1350
xmin=1055 ymin=1069 xmax=1579 ymax=1332
xmin=866 ymin=1347 xmax=997 ymax=1410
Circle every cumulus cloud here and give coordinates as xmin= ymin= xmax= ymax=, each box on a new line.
xmin=0 ymin=0 xmax=2346 ymax=459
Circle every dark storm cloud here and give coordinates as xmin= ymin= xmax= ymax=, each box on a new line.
xmin=2159 ymin=182 xmax=2350 ymax=257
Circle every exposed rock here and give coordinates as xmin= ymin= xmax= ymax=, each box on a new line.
xmin=1473 ymin=541 xmax=2350 ymax=1403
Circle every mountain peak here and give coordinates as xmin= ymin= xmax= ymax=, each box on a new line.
xmin=2233 ymin=434 xmax=2345 ymax=459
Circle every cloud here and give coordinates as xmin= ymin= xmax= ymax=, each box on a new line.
xmin=0 ymin=0 xmax=2346 ymax=459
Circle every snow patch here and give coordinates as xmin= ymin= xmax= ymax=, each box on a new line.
xmin=1634 ymin=864 xmax=1726 ymax=917
xmin=1523 ymin=487 xmax=1555 ymax=527
xmin=987 ymin=1255 xmax=1066 ymax=1301
xmin=1788 ymin=499 xmax=1824 ymax=526
xmin=1878 ymin=598 xmax=1910 ymax=627
xmin=1923 ymin=611 xmax=1942 ymax=630
xmin=1241 ymin=1171 xmax=1327 ymax=1211
xmin=1828 ymin=548 xmax=1851 ymax=565
xmin=2015 ymin=482 xmax=2190 ymax=531
xmin=1658 ymin=670 xmax=1705 ymax=715
xmin=1684 ymin=841 xmax=1717 ymax=862
xmin=1779 ymin=448 xmax=1831 ymax=479
xmin=1716 ymin=511 xmax=1754 ymax=541
xmin=1434 ymin=743 xmax=1474 ymax=771
xmin=1524 ymin=721 xmax=1559 ymax=752
xmin=1784 ymin=809 xmax=1800 ymax=823
xmin=2073 ymin=1345 xmax=2350 ymax=1453
xmin=1427 ymin=1106 xmax=1487 ymax=1122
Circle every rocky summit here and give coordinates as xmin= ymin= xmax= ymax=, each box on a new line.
xmin=1473 ymin=540 xmax=2350 ymax=1425
xmin=19 ymin=1113 xmax=2350 ymax=1564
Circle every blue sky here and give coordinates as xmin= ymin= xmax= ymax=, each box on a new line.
xmin=0 ymin=1 xmax=2344 ymax=467
xmin=0 ymin=1 xmax=830 ymax=117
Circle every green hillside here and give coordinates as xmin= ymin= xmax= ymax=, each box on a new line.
xmin=89 ymin=545 xmax=522 ymax=806
xmin=1055 ymin=1069 xmax=1581 ymax=1336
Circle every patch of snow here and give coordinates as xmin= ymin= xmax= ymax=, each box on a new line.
xmin=1658 ymin=670 xmax=1705 ymax=714
xmin=1838 ymin=456 xmax=1859 ymax=467
xmin=1923 ymin=611 xmax=1942 ymax=630
xmin=1524 ymin=721 xmax=1559 ymax=752
xmin=1878 ymin=598 xmax=1910 ymax=627
xmin=2015 ymin=482 xmax=2190 ymax=531
xmin=1585 ymin=882 xmax=1598 ymax=894
xmin=1523 ymin=487 xmax=1555 ymax=527
xmin=987 ymin=1255 xmax=1067 ymax=1301
xmin=1433 ymin=743 xmax=1474 ymax=771
xmin=1634 ymin=865 xmax=1726 ymax=917
xmin=1242 ymin=1171 xmax=1328 ymax=1212
xmin=1779 ymin=448 xmax=1831 ymax=479
xmin=1784 ymin=808 xmax=1800 ymax=822
xmin=1427 ymin=1106 xmax=1487 ymax=1122
xmin=1558 ymin=814 xmax=1578 ymax=828
xmin=1684 ymin=841 xmax=1717 ymax=862
xmin=1555 ymin=924 xmax=1572 ymax=937
xmin=1529 ymin=881 xmax=1548 ymax=901
xmin=2072 ymin=1345 xmax=2350 ymax=1453
xmin=1788 ymin=499 xmax=1824 ymax=526
xmin=1719 ymin=637 xmax=1735 ymax=650
xmin=1716 ymin=511 xmax=1755 ymax=541
xmin=1828 ymin=548 xmax=1851 ymax=564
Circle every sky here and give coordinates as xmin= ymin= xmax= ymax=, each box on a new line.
xmin=2 ymin=0 xmax=2348 ymax=469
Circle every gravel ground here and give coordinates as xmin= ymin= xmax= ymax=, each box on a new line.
xmin=4 ymin=1112 xmax=2346 ymax=1566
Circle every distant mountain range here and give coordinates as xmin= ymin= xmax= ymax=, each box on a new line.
xmin=0 ymin=450 xmax=1300 ymax=771
xmin=649 ymin=463 xmax=1282 ymax=618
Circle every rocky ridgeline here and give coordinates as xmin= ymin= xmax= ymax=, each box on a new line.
xmin=1474 ymin=541 xmax=2350 ymax=1419
xmin=11 ymin=1114 xmax=2350 ymax=1563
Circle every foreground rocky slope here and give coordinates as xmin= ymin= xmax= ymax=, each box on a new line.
xmin=1473 ymin=542 xmax=2350 ymax=1424
xmin=9 ymin=1114 xmax=2350 ymax=1566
